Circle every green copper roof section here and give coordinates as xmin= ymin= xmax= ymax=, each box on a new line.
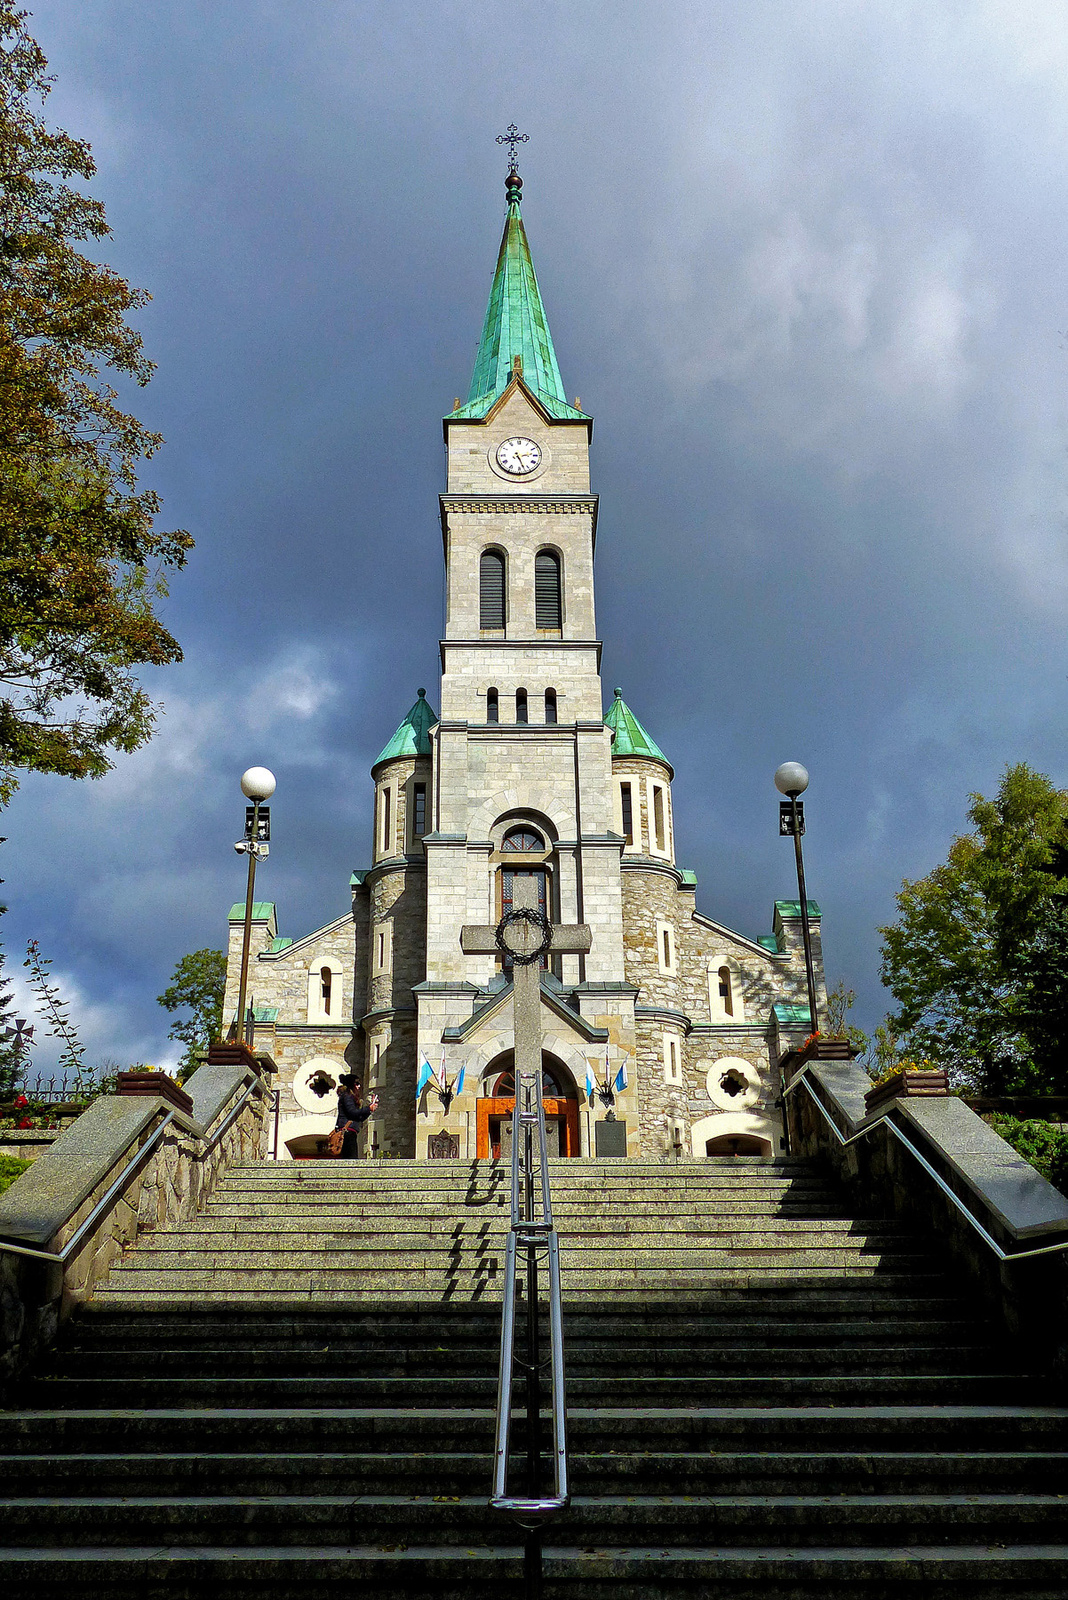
xmin=604 ymin=688 xmax=671 ymax=770
xmin=228 ymin=902 xmax=275 ymax=922
xmin=774 ymin=899 xmax=822 ymax=920
xmin=373 ymin=688 xmax=438 ymax=767
xmin=451 ymin=171 xmax=589 ymax=424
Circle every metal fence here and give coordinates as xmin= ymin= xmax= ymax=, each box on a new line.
xmin=1 ymin=1072 xmax=111 ymax=1109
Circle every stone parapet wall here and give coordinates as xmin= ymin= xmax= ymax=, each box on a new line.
xmin=0 ymin=1063 xmax=268 ymax=1387
xmin=788 ymin=1059 xmax=1068 ymax=1375
xmin=0 ymin=1130 xmax=65 ymax=1162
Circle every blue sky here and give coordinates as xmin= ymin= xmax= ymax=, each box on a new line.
xmin=5 ymin=1 xmax=1068 ymax=1071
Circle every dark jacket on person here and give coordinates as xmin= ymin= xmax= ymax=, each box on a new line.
xmin=336 ymin=1090 xmax=371 ymax=1131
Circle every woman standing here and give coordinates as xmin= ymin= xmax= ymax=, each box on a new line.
xmin=335 ymin=1074 xmax=378 ymax=1159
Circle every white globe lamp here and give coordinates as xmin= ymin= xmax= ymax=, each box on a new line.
xmin=774 ymin=761 xmax=809 ymax=798
xmin=241 ymin=766 xmax=276 ymax=801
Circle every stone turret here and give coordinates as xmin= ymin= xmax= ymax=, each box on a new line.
xmin=363 ymin=689 xmax=436 ymax=1155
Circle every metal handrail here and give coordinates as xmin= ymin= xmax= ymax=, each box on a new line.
xmin=789 ymin=1067 xmax=1068 ymax=1264
xmin=490 ymin=1060 xmax=569 ymax=1526
xmin=0 ymin=1072 xmax=268 ymax=1267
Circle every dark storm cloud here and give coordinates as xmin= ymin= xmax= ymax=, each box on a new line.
xmin=6 ymin=0 xmax=1068 ymax=1066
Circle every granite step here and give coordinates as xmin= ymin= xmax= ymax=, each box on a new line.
xmin=4 ymin=1405 xmax=1064 ymax=1456
xmin=87 ymin=1276 xmax=973 ymax=1306
xmin=4 ymin=1447 xmax=1066 ymax=1497
xmin=5 ymin=1153 xmax=1065 ymax=1595
xmin=102 ymin=1241 xmax=935 ymax=1270
xmin=1 ymin=1491 xmax=1064 ymax=1548
xmin=20 ymin=1372 xmax=1038 ymax=1409
xmin=46 ymin=1343 xmax=1004 ymax=1381
xmin=124 ymin=1220 xmax=915 ymax=1246
xmin=1 ymin=1542 xmax=1066 ymax=1600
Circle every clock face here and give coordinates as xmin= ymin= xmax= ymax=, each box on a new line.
xmin=495 ymin=436 xmax=542 ymax=475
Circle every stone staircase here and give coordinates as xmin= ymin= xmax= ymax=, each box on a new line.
xmin=2 ymin=1155 xmax=1067 ymax=1595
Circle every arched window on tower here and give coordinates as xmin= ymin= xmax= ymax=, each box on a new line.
xmin=487 ymin=687 xmax=499 ymax=724
xmin=544 ymin=688 xmax=557 ymax=724
xmin=535 ymin=550 xmax=562 ymax=629
xmin=718 ymin=966 xmax=734 ymax=1017
xmin=480 ymin=549 xmax=506 ymax=629
xmin=516 ymin=688 xmax=528 ymax=724
xmin=502 ymin=826 xmax=544 ymax=852
xmin=320 ymin=966 xmax=333 ymax=1017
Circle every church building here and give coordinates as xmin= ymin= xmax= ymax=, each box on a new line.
xmin=221 ymin=160 xmax=825 ymax=1161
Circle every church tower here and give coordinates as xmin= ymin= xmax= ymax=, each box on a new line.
xmin=224 ymin=155 xmax=826 ymax=1161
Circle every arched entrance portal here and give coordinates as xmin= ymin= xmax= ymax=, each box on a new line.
xmin=476 ymin=1051 xmax=581 ymax=1159
xmin=705 ymin=1133 xmax=772 ymax=1157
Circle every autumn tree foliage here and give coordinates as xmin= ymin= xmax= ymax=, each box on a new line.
xmin=0 ymin=7 xmax=190 ymax=802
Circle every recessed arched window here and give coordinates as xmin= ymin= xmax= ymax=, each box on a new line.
xmin=480 ymin=549 xmax=506 ymax=629
xmin=320 ymin=966 xmax=333 ymax=1016
xmin=718 ymin=966 xmax=734 ymax=1017
xmin=516 ymin=687 xmax=528 ymax=723
xmin=544 ymin=688 xmax=557 ymax=724
xmin=502 ymin=827 xmax=544 ymax=852
xmin=487 ymin=687 xmax=499 ymax=724
xmin=535 ymin=550 xmax=562 ymax=629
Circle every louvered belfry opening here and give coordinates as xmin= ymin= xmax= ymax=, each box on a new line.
xmin=535 ymin=549 xmax=562 ymax=628
xmin=480 ymin=549 xmax=505 ymax=628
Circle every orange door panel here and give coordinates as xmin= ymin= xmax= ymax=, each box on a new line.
xmin=476 ymin=1097 xmax=580 ymax=1158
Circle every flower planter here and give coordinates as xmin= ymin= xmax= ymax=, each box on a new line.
xmin=207 ymin=1041 xmax=262 ymax=1072
xmin=794 ymin=1037 xmax=863 ymax=1067
xmin=116 ymin=1070 xmax=194 ymax=1116
xmin=864 ymin=1068 xmax=949 ymax=1117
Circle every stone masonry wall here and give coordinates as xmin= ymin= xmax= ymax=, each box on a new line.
xmin=0 ymin=1074 xmax=267 ymax=1388
xmin=620 ymin=856 xmax=815 ymax=1156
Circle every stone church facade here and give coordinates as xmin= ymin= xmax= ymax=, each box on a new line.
xmin=222 ymin=164 xmax=825 ymax=1161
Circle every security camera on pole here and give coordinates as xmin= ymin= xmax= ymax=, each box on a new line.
xmin=774 ymin=761 xmax=819 ymax=1036
xmin=234 ymin=766 xmax=275 ymax=1050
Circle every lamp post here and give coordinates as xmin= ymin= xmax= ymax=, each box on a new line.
xmin=775 ymin=761 xmax=819 ymax=1037
xmin=234 ymin=766 xmax=275 ymax=1050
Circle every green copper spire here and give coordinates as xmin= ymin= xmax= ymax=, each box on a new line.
xmin=373 ymin=688 xmax=438 ymax=768
xmin=451 ymin=168 xmax=589 ymax=423
xmin=605 ymin=688 xmax=672 ymax=774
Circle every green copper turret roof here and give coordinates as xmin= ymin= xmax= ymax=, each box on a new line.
xmin=374 ymin=688 xmax=438 ymax=767
xmin=604 ymin=688 xmax=672 ymax=773
xmin=449 ymin=170 xmax=589 ymax=423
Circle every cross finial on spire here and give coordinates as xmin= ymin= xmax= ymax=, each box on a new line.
xmin=496 ymin=123 xmax=529 ymax=172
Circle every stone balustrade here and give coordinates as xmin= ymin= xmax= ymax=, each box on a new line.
xmin=0 ymin=1055 xmax=273 ymax=1387
xmin=786 ymin=1056 xmax=1068 ymax=1377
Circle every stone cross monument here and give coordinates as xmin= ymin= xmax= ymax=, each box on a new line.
xmin=461 ymin=877 xmax=592 ymax=1142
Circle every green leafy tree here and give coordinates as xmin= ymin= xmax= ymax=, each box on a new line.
xmin=157 ymin=949 xmax=226 ymax=1079
xmin=1014 ymin=900 xmax=1068 ymax=1087
xmin=0 ymin=8 xmax=190 ymax=804
xmin=879 ymin=764 xmax=1068 ymax=1094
